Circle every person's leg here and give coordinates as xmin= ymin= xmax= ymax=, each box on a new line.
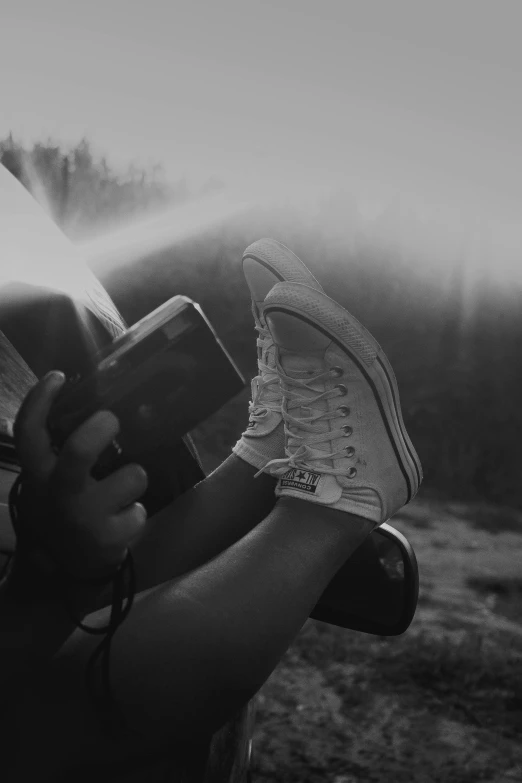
xmin=21 ymin=497 xmax=373 ymax=775
xmin=128 ymin=455 xmax=278 ymax=590
xmin=118 ymin=500 xmax=374 ymax=723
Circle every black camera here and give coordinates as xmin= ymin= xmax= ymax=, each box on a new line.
xmin=47 ymin=295 xmax=245 ymax=512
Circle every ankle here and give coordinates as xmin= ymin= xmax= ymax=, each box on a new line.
xmin=275 ymin=496 xmax=375 ymax=543
xmin=233 ymin=421 xmax=285 ymax=471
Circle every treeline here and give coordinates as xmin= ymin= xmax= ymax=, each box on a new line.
xmin=2 ymin=138 xmax=521 ymax=508
xmin=0 ymin=135 xmax=193 ymax=238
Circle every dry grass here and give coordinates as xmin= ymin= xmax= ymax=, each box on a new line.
xmin=253 ymin=494 xmax=522 ymax=783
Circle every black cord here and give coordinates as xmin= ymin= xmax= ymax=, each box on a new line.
xmin=77 ymin=550 xmax=136 ymax=730
xmin=8 ymin=471 xmax=136 ymax=731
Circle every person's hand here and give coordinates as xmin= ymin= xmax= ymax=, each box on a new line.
xmin=13 ymin=371 xmax=148 ymax=581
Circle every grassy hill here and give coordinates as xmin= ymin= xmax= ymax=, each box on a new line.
xmin=254 ymin=496 xmax=522 ymax=782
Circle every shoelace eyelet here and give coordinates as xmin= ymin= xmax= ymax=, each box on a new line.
xmin=336 ymin=384 xmax=347 ymax=396
xmin=347 ymin=467 xmax=357 ymax=478
xmin=337 ymin=405 xmax=350 ymax=417
xmin=345 ymin=446 xmax=355 ymax=457
xmin=330 ymin=366 xmax=343 ymax=378
xmin=342 ymin=425 xmax=353 ymax=436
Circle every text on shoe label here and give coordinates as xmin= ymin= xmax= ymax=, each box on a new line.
xmin=281 ymin=468 xmax=321 ymax=494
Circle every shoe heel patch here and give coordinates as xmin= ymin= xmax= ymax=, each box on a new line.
xmin=280 ymin=467 xmax=321 ymax=494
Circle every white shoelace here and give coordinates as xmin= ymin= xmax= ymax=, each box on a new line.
xmin=258 ymin=365 xmax=354 ymax=478
xmin=247 ymin=320 xmax=282 ymax=424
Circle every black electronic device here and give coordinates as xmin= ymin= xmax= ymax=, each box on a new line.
xmin=47 ymin=295 xmax=245 ymax=512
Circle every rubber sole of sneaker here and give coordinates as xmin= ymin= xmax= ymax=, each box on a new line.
xmin=263 ymin=282 xmax=423 ymax=503
xmin=242 ymin=238 xmax=324 ymax=299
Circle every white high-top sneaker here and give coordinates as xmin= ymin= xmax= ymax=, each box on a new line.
xmin=260 ymin=282 xmax=423 ymax=524
xmin=233 ymin=239 xmax=323 ymax=470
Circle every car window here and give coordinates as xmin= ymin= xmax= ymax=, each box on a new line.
xmin=0 ymin=329 xmax=30 ymax=563
xmin=0 ymin=329 xmax=36 ymax=433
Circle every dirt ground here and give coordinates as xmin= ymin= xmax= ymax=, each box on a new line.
xmin=252 ymin=494 xmax=522 ymax=783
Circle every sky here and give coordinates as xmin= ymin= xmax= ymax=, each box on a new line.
xmin=1 ymin=0 xmax=522 ymax=258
